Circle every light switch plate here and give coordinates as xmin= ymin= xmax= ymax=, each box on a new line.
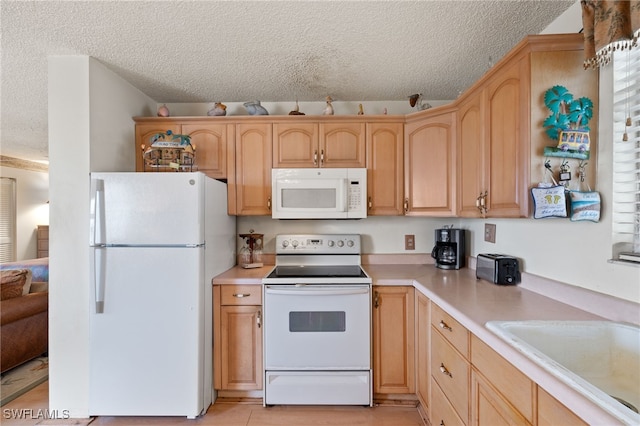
xmin=405 ymin=234 xmax=415 ymax=250
xmin=484 ymin=223 xmax=496 ymax=243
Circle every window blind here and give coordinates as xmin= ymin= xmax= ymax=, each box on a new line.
xmin=612 ymin=47 xmax=640 ymax=261
xmin=0 ymin=177 xmax=17 ymax=262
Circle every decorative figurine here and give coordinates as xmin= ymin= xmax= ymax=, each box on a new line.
xmin=157 ymin=104 xmax=170 ymax=117
xmin=358 ymin=104 xmax=364 ymax=115
xmin=208 ymin=102 xmax=227 ymax=116
xmin=288 ymin=100 xmax=305 ymax=115
xmin=243 ymin=101 xmax=269 ymax=115
xmin=323 ymin=96 xmax=334 ymax=115
xmin=408 ymin=94 xmax=420 ymax=108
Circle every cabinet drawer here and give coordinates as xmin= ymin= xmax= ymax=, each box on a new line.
xmin=431 ymin=302 xmax=469 ymax=357
xmin=431 ymin=377 xmax=466 ymax=426
xmin=220 ymin=285 xmax=262 ymax=305
xmin=431 ymin=327 xmax=470 ymax=423
xmin=471 ymin=335 xmax=534 ymax=423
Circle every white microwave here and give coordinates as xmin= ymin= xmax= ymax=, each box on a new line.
xmin=271 ymin=168 xmax=367 ymax=219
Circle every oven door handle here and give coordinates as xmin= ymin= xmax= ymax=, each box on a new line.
xmin=265 ymin=287 xmax=369 ymax=296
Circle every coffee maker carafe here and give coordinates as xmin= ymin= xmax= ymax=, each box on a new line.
xmin=431 ymin=227 xmax=466 ymax=270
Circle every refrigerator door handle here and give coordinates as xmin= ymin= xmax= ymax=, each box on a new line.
xmin=94 ymin=247 xmax=106 ymax=314
xmin=90 ymin=178 xmax=105 ymax=247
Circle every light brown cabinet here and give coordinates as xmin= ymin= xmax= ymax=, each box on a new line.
xmin=366 ymin=121 xmax=404 ymax=215
xmin=213 ymin=285 xmax=263 ymax=391
xmin=231 ymin=122 xmax=273 ymax=216
xmin=471 ymin=335 xmax=534 ymax=425
xmin=430 ymin=302 xmax=470 ymax=425
xmin=372 ymin=286 xmax=415 ymax=397
xmin=415 ymin=292 xmax=430 ymax=417
xmin=456 ymin=34 xmax=598 ymax=218
xmin=181 ymin=123 xmax=229 ymax=179
xmin=537 ymin=387 xmax=588 ymax=426
xmin=404 ymin=108 xmax=457 ymax=216
xmin=273 ymin=120 xmax=365 ymax=168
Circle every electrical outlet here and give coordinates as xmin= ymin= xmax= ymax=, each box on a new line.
xmin=484 ymin=223 xmax=496 ymax=243
xmin=405 ymin=234 xmax=415 ymax=250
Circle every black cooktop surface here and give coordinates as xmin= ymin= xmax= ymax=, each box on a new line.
xmin=266 ymin=265 xmax=367 ymax=279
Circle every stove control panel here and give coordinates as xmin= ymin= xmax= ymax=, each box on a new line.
xmin=275 ymin=234 xmax=361 ymax=254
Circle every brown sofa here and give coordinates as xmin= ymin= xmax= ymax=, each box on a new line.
xmin=1 ymin=267 xmax=48 ymax=373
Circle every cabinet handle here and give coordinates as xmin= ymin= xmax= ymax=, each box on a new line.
xmin=313 ymin=150 xmax=318 ymax=165
xmin=439 ymin=320 xmax=452 ymax=332
xmin=257 ymin=310 xmax=261 ymax=328
xmin=368 ymin=196 xmax=372 ymax=209
xmin=439 ymin=363 xmax=452 ymax=378
xmin=267 ymin=196 xmax=271 ymax=210
xmin=374 ymin=291 xmax=380 ymax=308
xmin=320 ymin=149 xmax=325 ymax=165
xmin=233 ymin=293 xmax=251 ymax=298
xmin=404 ymin=198 xmax=409 ymax=212
xmin=440 ymin=421 xmax=445 ymax=426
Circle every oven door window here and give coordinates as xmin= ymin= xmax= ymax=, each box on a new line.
xmin=289 ymin=311 xmax=346 ymax=332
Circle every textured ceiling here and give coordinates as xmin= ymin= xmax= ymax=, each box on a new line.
xmin=1 ymin=0 xmax=575 ymax=163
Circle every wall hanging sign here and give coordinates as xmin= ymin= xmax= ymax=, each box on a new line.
xmin=568 ymin=162 xmax=601 ymax=222
xmin=531 ymin=185 xmax=567 ymax=219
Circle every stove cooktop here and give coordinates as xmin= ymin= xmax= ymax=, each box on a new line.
xmin=265 ymin=265 xmax=368 ymax=279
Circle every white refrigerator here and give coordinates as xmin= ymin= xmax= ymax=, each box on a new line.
xmin=88 ymin=172 xmax=236 ymax=418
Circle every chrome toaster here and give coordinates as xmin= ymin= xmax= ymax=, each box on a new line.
xmin=476 ymin=254 xmax=521 ymax=285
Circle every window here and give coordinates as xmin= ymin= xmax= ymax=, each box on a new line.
xmin=612 ymin=47 xmax=640 ymax=262
xmin=0 ymin=177 xmax=17 ymax=262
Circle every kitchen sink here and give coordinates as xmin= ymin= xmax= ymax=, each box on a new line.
xmin=486 ymin=320 xmax=640 ymax=425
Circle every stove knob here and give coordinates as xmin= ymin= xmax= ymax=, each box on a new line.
xmin=337 ymin=240 xmax=344 ymax=247
xmin=281 ymin=240 xmax=289 ymax=248
xmin=347 ymin=240 xmax=354 ymax=247
xmin=292 ymin=240 xmax=299 ymax=248
xmin=327 ymin=240 xmax=335 ymax=247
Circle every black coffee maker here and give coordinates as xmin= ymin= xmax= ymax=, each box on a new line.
xmin=431 ymin=227 xmax=466 ymax=270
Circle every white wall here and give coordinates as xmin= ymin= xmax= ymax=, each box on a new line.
xmin=0 ymin=166 xmax=49 ymax=260
xmin=48 ymin=55 xmax=155 ymax=417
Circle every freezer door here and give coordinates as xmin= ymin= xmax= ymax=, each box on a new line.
xmin=89 ymin=246 xmax=207 ymax=417
xmin=90 ymin=172 xmax=205 ymax=246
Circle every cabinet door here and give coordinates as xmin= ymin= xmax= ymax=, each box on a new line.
xmin=135 ymin=123 xmax=181 ymax=172
xmin=372 ymin=286 xmax=415 ymax=395
xmin=404 ymin=111 xmax=456 ymax=216
xmin=220 ymin=305 xmax=263 ymax=390
xmin=182 ymin=123 xmax=228 ymax=179
xmin=235 ymin=123 xmax=273 ymax=215
xmin=415 ymin=293 xmax=430 ymax=411
xmin=485 ymin=57 xmax=528 ymax=217
xmin=457 ymin=92 xmax=485 ymax=218
xmin=366 ymin=122 xmax=404 ymax=215
xmin=320 ymin=122 xmax=366 ymax=168
xmin=471 ymin=370 xmax=530 ymax=426
xmin=538 ymin=387 xmax=588 ymax=426
xmin=273 ymin=122 xmax=319 ymax=168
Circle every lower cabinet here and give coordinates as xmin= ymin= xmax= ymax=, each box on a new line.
xmin=213 ymin=285 xmax=263 ymax=391
xmin=415 ymin=292 xmax=430 ymax=416
xmin=470 ymin=335 xmax=534 ymax=425
xmin=537 ymin=387 xmax=588 ymax=426
xmin=372 ymin=286 xmax=415 ymax=397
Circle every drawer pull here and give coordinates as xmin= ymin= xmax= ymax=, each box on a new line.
xmin=439 ymin=363 xmax=452 ymax=378
xmin=233 ymin=293 xmax=251 ymax=298
xmin=439 ymin=320 xmax=452 ymax=332
xmin=440 ymin=422 xmax=445 ymax=426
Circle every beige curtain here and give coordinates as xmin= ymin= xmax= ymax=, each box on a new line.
xmin=582 ymin=0 xmax=640 ymax=68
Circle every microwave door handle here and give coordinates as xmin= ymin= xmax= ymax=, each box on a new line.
xmin=337 ymin=179 xmax=347 ymax=212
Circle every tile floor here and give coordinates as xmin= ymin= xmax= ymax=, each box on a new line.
xmin=1 ymin=382 xmax=425 ymax=426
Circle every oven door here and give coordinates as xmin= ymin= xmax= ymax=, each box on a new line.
xmin=264 ymin=284 xmax=371 ymax=370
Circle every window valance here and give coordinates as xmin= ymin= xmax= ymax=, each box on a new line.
xmin=581 ymin=0 xmax=640 ymax=68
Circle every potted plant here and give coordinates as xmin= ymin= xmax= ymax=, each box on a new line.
xmin=543 ymin=85 xmax=593 ymax=152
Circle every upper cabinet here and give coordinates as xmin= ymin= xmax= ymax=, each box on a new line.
xmin=366 ymin=120 xmax=404 ymax=216
xmin=181 ymin=123 xmax=229 ymax=179
xmin=232 ymin=122 xmax=273 ymax=216
xmin=273 ymin=119 xmax=366 ymax=168
xmin=404 ymin=108 xmax=457 ymax=216
xmin=456 ymin=34 xmax=598 ymax=218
